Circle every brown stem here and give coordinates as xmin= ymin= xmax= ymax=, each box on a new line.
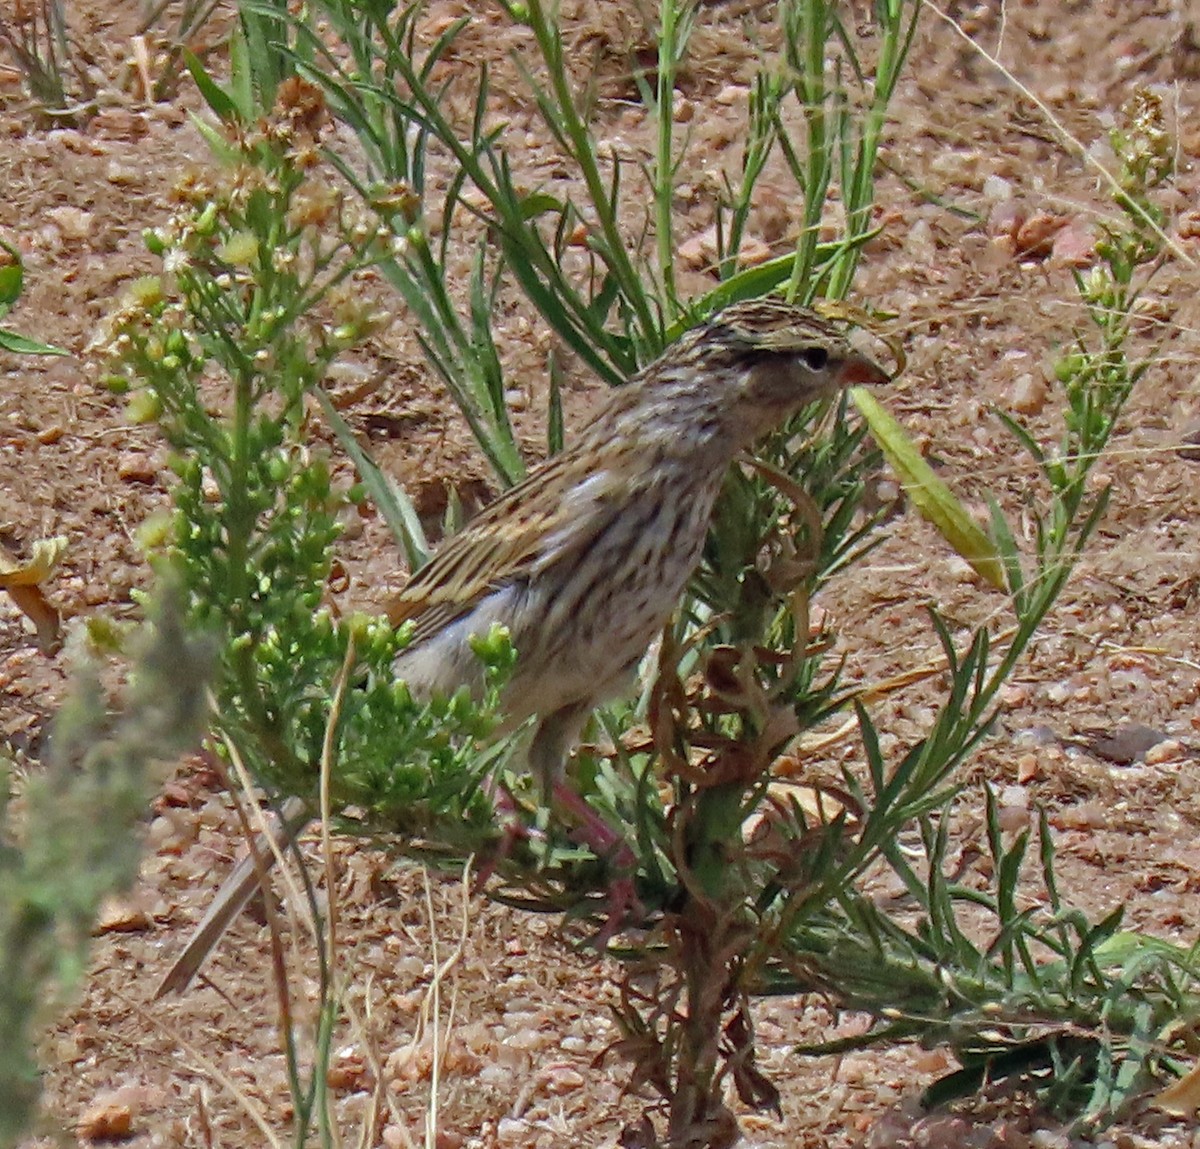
xmin=665 ymin=907 xmax=740 ymax=1149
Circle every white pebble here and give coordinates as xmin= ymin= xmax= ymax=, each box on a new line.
xmin=983 ymin=174 xmax=1014 ymax=201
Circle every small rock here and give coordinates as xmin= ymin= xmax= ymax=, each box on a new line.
xmin=153 ymin=782 xmax=193 ymax=810
xmin=997 ymin=803 xmax=1031 ymax=832
xmin=1016 ymin=753 xmax=1041 ymax=783
xmin=1044 ymin=681 xmax=1071 ymax=704
xmin=1015 ymin=211 xmax=1066 ymax=258
xmin=999 ymin=684 xmax=1029 ymax=706
xmin=864 ymin=1104 xmax=920 ymax=1149
xmin=92 ymin=107 xmax=149 ymax=139
xmin=930 ymin=150 xmax=978 ymax=184
xmin=1000 ymin=784 xmax=1029 ymax=809
xmin=1177 ymin=424 xmax=1200 ymax=462
xmin=1016 ymin=725 xmax=1058 ymax=747
xmin=501 ymin=1025 xmax=546 ymax=1052
xmin=911 ymin=1114 xmax=974 ymax=1148
xmin=105 ymin=160 xmax=140 ymax=186
xmin=736 ymin=233 xmax=771 ymax=266
xmin=326 ymin=1050 xmax=369 ymax=1091
xmin=944 ymin=554 xmax=979 ymax=582
xmin=976 ymin=236 xmax=1015 ymax=273
xmin=906 ymin=218 xmax=936 ymax=262
xmin=538 ymin=1062 xmax=585 ymax=1094
xmin=93 ymin=895 xmax=151 ymax=934
xmin=496 ymin=1117 xmax=531 ymax=1143
xmin=1176 ymin=210 xmax=1200 ymax=241
xmin=148 ymin=812 xmax=195 ymax=853
xmin=983 ymin=174 xmax=1014 ymax=201
xmin=1030 ymin=1130 xmax=1069 ymax=1149
xmin=117 ymin=451 xmax=158 ymax=484
xmin=1011 ymin=372 xmax=1049 ymax=415
xmin=1053 ymin=801 xmax=1107 ymax=830
xmin=677 ymin=224 xmax=770 ymax=271
xmin=988 ymin=199 xmax=1026 ymax=239
xmin=1051 ymin=220 xmax=1095 ymax=266
xmin=1083 ymin=723 xmax=1167 ymax=765
xmin=46 ymin=205 xmax=93 ymax=241
xmin=836 ymin=1053 xmax=873 ymax=1083
xmin=1144 ymin=739 xmax=1187 ymax=766
xmin=387 ymin=1041 xmax=434 ymax=1084
xmin=678 ymin=229 xmax=714 ymax=269
xmin=78 ymin=1098 xmax=134 ymax=1140
xmin=36 ymin=424 xmax=65 ymax=444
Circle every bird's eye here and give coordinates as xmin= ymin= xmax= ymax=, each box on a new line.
xmin=800 ymin=346 xmax=829 ymax=371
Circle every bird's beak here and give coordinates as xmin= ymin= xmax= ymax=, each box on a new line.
xmin=838 ymin=352 xmax=891 ymax=387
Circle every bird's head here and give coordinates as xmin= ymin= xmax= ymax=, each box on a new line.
xmin=603 ymin=299 xmax=890 ymax=458
xmin=688 ymin=299 xmax=889 ymax=436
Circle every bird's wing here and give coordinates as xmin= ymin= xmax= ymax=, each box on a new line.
xmin=384 ymin=452 xmax=625 ymax=647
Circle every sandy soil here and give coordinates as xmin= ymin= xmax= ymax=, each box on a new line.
xmin=3 ymin=1 xmax=1200 ymax=1146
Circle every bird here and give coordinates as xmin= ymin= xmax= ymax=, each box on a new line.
xmin=156 ymin=297 xmax=889 ymax=996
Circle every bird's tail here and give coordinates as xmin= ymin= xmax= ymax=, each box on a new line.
xmin=155 ymin=794 xmax=310 ymax=998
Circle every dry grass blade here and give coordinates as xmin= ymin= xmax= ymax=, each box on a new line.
xmin=420 ymin=864 xmax=472 ymax=1148
xmin=321 ymin=640 xmax=359 ymax=974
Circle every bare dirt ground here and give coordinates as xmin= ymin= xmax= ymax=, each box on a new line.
xmin=3 ymin=1 xmax=1200 ymax=1146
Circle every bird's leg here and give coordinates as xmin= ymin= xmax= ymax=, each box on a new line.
xmin=473 ymin=772 xmax=543 ymax=891
xmin=531 ymin=708 xmax=644 ymax=940
xmin=549 ymin=779 xmax=643 ymax=944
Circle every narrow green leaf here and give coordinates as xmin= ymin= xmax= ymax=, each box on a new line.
xmin=547 ymin=348 xmax=564 ymax=455
xmin=988 ymin=497 xmax=1026 ymax=604
xmin=853 ymin=387 xmax=1005 ymax=589
xmin=228 ymin=21 xmax=257 ymax=119
xmin=518 ymin=191 xmax=566 ymax=220
xmin=0 ymin=329 xmax=68 ymax=356
xmin=184 ymin=49 xmax=241 ymax=123
xmin=313 ymin=388 xmax=429 ymax=570
xmin=186 ymin=110 xmax=240 ymax=163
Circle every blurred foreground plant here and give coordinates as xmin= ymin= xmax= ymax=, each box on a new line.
xmin=0 ymin=590 xmax=212 ymax=1149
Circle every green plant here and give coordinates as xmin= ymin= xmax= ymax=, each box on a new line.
xmin=778 ymin=88 xmax=1197 ymax=1133
xmin=0 ymin=0 xmax=95 ymax=123
xmin=99 ymin=97 xmax=514 ymax=1142
xmin=0 ymin=240 xmax=66 ymax=356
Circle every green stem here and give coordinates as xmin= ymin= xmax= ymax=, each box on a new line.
xmin=826 ymin=0 xmax=919 ymax=300
xmin=523 ymin=0 xmax=658 ymax=342
xmin=653 ymin=0 xmax=684 ymax=310
xmin=786 ymin=0 xmax=833 ymax=302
